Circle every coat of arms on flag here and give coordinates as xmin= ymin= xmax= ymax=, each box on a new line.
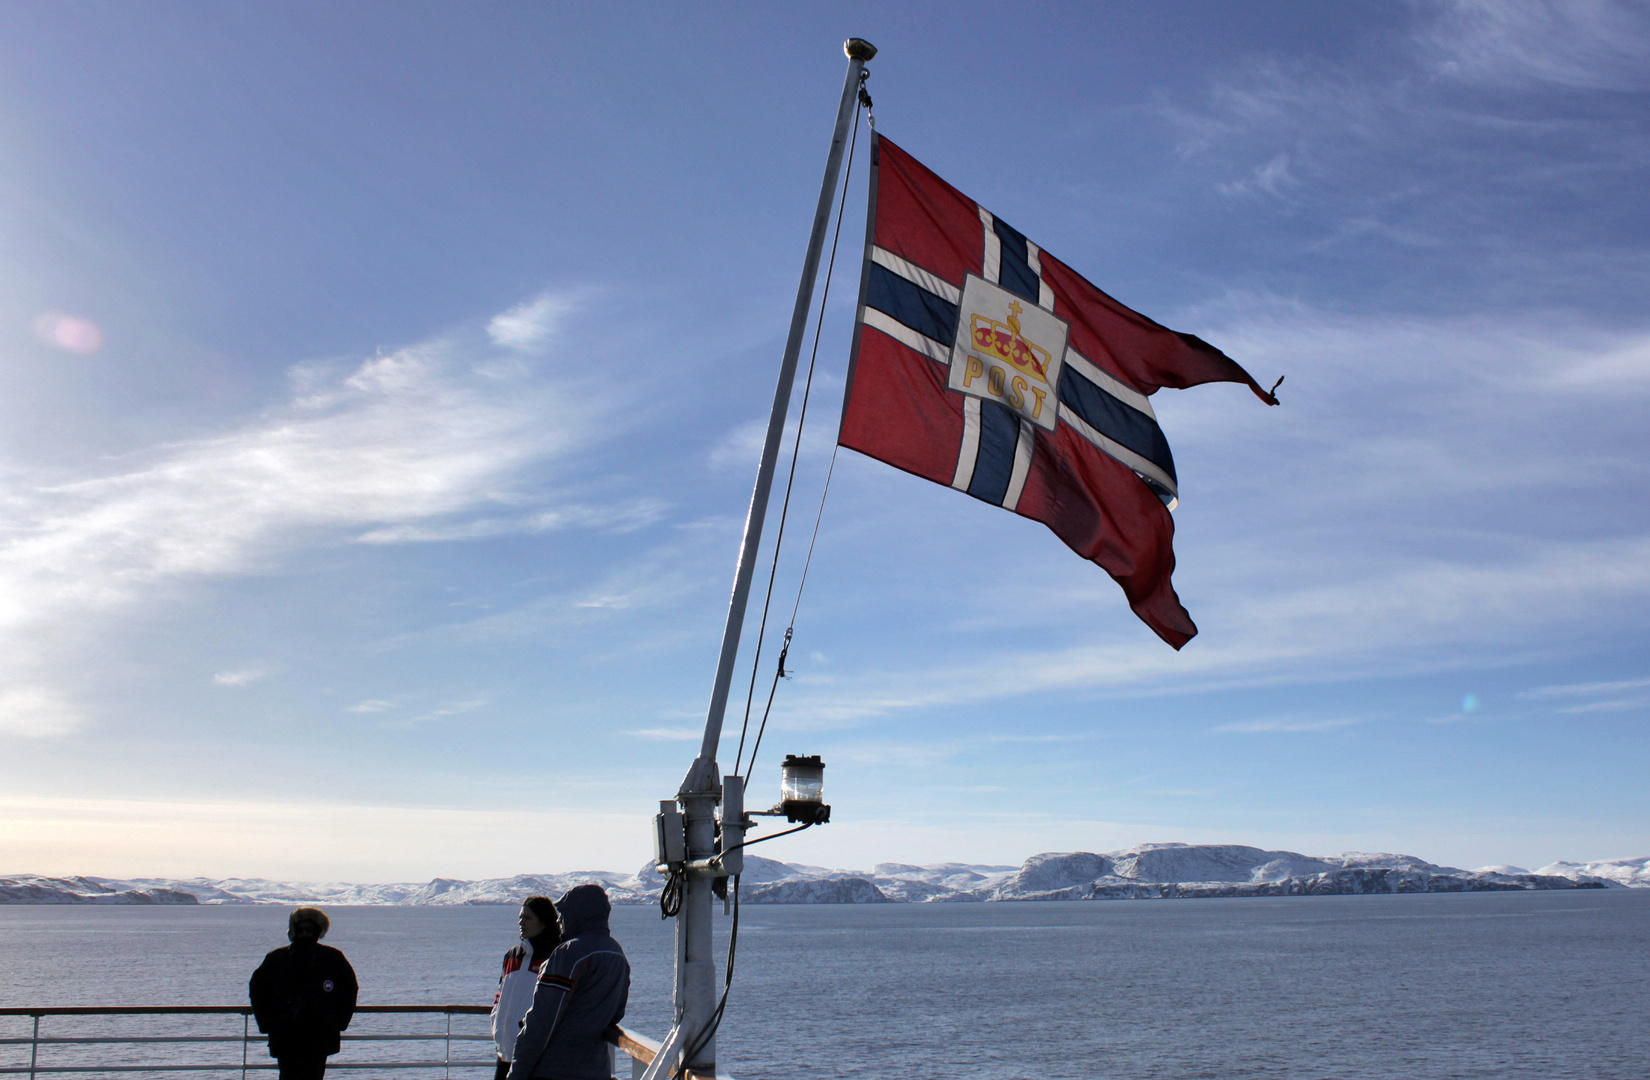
xmin=839 ymin=134 xmax=1278 ymax=649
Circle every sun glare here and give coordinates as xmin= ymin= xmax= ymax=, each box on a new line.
xmin=32 ymin=311 xmax=105 ymax=354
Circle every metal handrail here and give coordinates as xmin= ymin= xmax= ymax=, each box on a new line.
xmin=0 ymin=1008 xmax=494 ymax=1016
xmin=0 ymin=1008 xmax=705 ymax=1080
xmin=0 ymin=1006 xmax=495 ymax=1077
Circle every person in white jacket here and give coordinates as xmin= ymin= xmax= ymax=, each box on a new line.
xmin=490 ymin=896 xmax=562 ymax=1080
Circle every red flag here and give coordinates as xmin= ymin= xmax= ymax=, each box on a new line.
xmin=839 ymin=134 xmax=1276 ymax=649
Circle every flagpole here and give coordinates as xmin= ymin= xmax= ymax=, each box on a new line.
xmin=665 ymin=37 xmax=875 ymax=1078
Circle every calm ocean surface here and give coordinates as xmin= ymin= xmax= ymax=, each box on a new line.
xmin=2 ymin=889 xmax=1647 ymax=1079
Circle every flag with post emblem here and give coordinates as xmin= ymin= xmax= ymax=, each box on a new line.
xmin=838 ymin=134 xmax=1278 ymax=649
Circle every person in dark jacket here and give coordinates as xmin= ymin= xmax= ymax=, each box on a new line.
xmin=249 ymin=907 xmax=359 ymax=1080
xmin=507 ymin=884 xmax=630 ymax=1080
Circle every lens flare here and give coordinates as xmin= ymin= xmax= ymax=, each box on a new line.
xmin=32 ymin=312 xmax=105 ymax=354
xmin=1461 ymin=693 xmax=1480 ymax=713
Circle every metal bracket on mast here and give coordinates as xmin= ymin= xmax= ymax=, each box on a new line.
xmin=667 ymin=37 xmax=876 ymax=1078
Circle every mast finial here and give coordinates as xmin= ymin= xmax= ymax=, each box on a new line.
xmin=844 ymin=38 xmax=877 ymax=61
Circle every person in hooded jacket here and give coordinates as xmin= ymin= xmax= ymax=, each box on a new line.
xmin=249 ymin=907 xmax=359 ymax=1080
xmin=491 ymin=895 xmax=564 ymax=1080
xmin=507 ymin=884 xmax=630 ymax=1080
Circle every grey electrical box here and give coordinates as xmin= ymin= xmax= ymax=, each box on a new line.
xmin=717 ymin=774 xmax=745 ymax=878
xmin=653 ymin=799 xmax=685 ymax=867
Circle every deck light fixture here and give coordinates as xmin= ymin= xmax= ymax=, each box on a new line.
xmin=779 ymin=754 xmax=830 ymax=824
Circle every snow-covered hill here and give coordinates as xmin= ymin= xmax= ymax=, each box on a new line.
xmin=2 ymin=843 xmax=1633 ymax=905
xmin=1531 ymin=856 xmax=1650 ymax=888
xmin=983 ymin=845 xmax=1610 ymax=901
xmin=0 ymin=875 xmax=199 ymax=905
xmin=745 ymin=877 xmax=892 ymax=904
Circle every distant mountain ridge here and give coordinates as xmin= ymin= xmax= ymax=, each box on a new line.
xmin=4 ymin=843 xmax=1640 ymax=906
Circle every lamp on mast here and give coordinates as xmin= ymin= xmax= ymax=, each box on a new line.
xmin=778 ymin=754 xmax=829 ymax=824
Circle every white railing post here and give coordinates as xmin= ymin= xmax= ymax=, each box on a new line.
xmin=28 ymin=1013 xmax=39 ymax=1080
xmin=638 ymin=1022 xmax=687 ymax=1080
xmin=242 ymin=1012 xmax=249 ymax=1079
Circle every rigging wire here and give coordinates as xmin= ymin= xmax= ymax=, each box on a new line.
xmin=721 ymin=820 xmax=813 ymax=855
xmin=732 ymin=84 xmax=866 ymax=780
xmin=744 ymin=436 xmax=846 ymax=779
xmin=742 ymin=91 xmax=864 ymax=782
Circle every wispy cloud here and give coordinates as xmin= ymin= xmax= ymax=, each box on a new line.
xmin=1165 ymin=300 xmax=1650 ymax=503
xmin=6 ymin=346 xmax=573 ymax=595
xmin=1530 ymin=335 xmax=1650 ymax=391
xmin=822 ymin=730 xmax=1099 ymax=772
xmin=1159 ymin=57 xmax=1379 ymax=159
xmin=377 ymin=699 xmax=488 ymax=731
xmin=1213 ymin=717 xmax=1360 ymax=734
xmin=1555 ymin=698 xmax=1648 ymax=715
xmin=1518 ymin=676 xmax=1650 ymax=699
xmin=0 ymin=687 xmax=82 ymax=738
xmin=346 ymin=699 xmax=396 ymax=714
xmin=1418 ymin=0 xmax=1650 ymax=92
xmin=707 ymin=419 xmax=769 ymax=472
xmin=706 ymin=404 xmax=841 ymax=472
xmin=212 ymin=668 xmax=269 ymax=688
xmin=792 ymin=534 xmax=1650 ymax=727
xmin=1517 ymin=674 xmax=1650 ymax=716
xmin=1155 ymin=8 xmax=1650 ymax=319
xmin=0 ymin=298 xmax=622 ymax=739
xmin=1219 ymin=153 xmax=1299 ymax=199
xmin=486 ymin=291 xmax=583 ymax=350
xmin=354 ymin=498 xmax=667 ymax=544
xmin=629 ymin=727 xmax=702 ymax=741
xmin=448 ymin=523 xmax=736 ymax=642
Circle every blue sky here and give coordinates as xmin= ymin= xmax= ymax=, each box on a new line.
xmin=1 ymin=1 xmax=1646 ymax=881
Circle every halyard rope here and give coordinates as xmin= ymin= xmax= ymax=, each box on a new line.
xmin=733 ymin=87 xmax=865 ymax=781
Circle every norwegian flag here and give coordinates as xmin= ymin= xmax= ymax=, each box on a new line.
xmin=839 ymin=134 xmax=1277 ymax=649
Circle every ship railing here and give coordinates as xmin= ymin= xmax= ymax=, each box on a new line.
xmin=606 ymin=1027 xmax=732 ymax=1080
xmin=0 ymin=1008 xmax=720 ymax=1079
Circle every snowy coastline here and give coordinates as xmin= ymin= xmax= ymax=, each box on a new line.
xmin=4 ymin=844 xmax=1641 ymax=906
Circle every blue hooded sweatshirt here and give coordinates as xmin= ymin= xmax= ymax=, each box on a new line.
xmin=508 ymin=884 xmax=631 ymax=1080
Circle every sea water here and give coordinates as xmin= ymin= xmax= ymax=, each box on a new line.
xmin=1 ymin=889 xmax=1647 ymax=1079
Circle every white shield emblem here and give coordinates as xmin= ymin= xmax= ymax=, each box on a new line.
xmin=948 ymin=275 xmax=1068 ymax=431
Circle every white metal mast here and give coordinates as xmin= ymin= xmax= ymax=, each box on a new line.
xmin=645 ymin=36 xmax=875 ymax=1080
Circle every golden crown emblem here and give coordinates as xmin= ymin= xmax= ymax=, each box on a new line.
xmin=969 ymin=301 xmax=1052 ymax=385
